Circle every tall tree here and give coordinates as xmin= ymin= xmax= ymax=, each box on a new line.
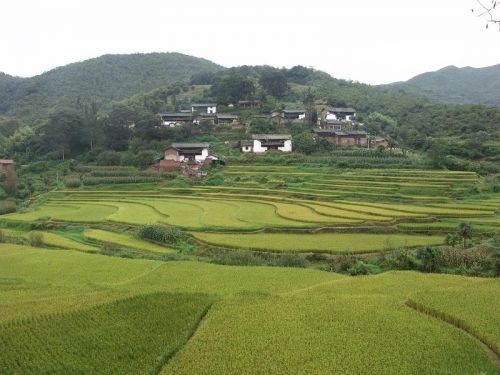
xmin=43 ymin=107 xmax=84 ymax=160
xmin=211 ymin=74 xmax=256 ymax=104
xmin=259 ymin=70 xmax=288 ymax=98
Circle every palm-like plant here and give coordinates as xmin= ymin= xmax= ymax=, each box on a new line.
xmin=456 ymin=222 xmax=473 ymax=249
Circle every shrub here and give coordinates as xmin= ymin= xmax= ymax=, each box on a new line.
xmin=382 ymin=249 xmax=417 ymax=270
xmin=96 ymin=151 xmax=121 ymax=166
xmin=347 ymin=261 xmax=371 ymax=276
xmin=274 ymin=253 xmax=307 ymax=268
xmin=416 ymin=246 xmax=443 ymax=272
xmin=211 ymin=250 xmax=264 ymax=266
xmin=138 ymin=225 xmax=186 ymax=245
xmin=29 ymin=232 xmax=44 ymax=247
xmin=328 ymin=254 xmax=357 ymax=273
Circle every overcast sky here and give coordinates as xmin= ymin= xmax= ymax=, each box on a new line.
xmin=0 ymin=0 xmax=499 ymax=84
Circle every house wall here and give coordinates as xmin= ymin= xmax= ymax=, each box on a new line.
xmin=164 ymin=148 xmax=180 ymax=161
xmin=241 ymin=146 xmax=253 ymax=153
xmin=252 ymin=139 xmax=291 ymax=153
xmin=192 ymin=106 xmax=217 ymax=114
xmin=278 ymin=140 xmax=292 ymax=152
xmin=252 ymin=140 xmax=266 ymax=153
xmin=195 ymin=148 xmax=209 ymax=162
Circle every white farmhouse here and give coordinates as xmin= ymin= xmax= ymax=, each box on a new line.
xmin=165 ymin=143 xmax=210 ymax=163
xmin=251 ymin=134 xmax=292 ymax=153
xmin=324 ymin=107 xmax=356 ymax=122
xmin=191 ymin=103 xmax=217 ymax=114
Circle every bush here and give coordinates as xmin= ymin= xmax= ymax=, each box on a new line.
xmin=274 ymin=253 xmax=307 ymax=268
xmin=381 ymin=249 xmax=417 ymax=270
xmin=211 ymin=250 xmax=264 ymax=266
xmin=97 ymin=151 xmax=121 ymax=166
xmin=29 ymin=232 xmax=44 ymax=247
xmin=138 ymin=225 xmax=186 ymax=244
xmin=347 ymin=261 xmax=371 ymax=276
xmin=328 ymin=254 xmax=357 ymax=273
xmin=134 ymin=150 xmax=158 ymax=168
xmin=416 ymin=246 xmax=443 ymax=272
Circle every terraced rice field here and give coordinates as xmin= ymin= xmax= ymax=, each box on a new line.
xmin=191 ymin=232 xmax=445 ymax=253
xmin=0 ymin=246 xmax=498 ymax=374
xmin=2 ymin=166 xmax=498 ymax=254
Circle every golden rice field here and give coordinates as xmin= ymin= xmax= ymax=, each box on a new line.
xmin=0 ymin=165 xmax=498 ymax=373
xmin=0 ymin=245 xmax=498 ymax=374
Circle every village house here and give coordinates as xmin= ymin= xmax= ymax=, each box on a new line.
xmin=313 ymin=129 xmax=368 ymax=147
xmin=191 ymin=103 xmax=217 ymax=114
xmin=323 ymin=107 xmax=356 ymax=122
xmin=0 ymin=159 xmax=14 ymax=171
xmin=281 ymin=109 xmax=306 ymax=121
xmin=193 ymin=113 xmax=217 ymax=126
xmin=152 ymin=143 xmax=217 ymax=178
xmin=323 ymin=119 xmax=343 ymax=131
xmin=371 ymin=137 xmax=390 ymax=148
xmin=159 ymin=113 xmax=193 ymax=127
xmin=239 ymin=140 xmax=253 ymax=153
xmin=216 ymin=114 xmax=239 ymax=126
xmin=248 ymin=134 xmax=292 ymax=153
xmin=237 ymin=100 xmax=261 ymax=109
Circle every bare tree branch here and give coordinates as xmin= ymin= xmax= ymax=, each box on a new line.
xmin=472 ymin=0 xmax=500 ymax=29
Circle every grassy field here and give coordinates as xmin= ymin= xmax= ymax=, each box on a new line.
xmin=0 ymin=245 xmax=498 ymax=374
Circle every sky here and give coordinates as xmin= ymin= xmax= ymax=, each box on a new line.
xmin=0 ymin=0 xmax=499 ymax=84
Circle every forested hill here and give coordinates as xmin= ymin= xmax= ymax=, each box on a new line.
xmin=384 ymin=64 xmax=500 ymax=107
xmin=0 ymin=53 xmax=224 ymax=117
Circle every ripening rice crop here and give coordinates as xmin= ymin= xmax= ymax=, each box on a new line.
xmin=2 ymin=229 xmax=98 ymax=252
xmin=191 ymin=232 xmax=444 ymax=253
xmin=409 ymin=279 xmax=500 ymax=356
xmin=84 ymin=229 xmax=176 ymax=254
xmin=0 ymin=293 xmax=214 ymax=374
xmin=337 ymin=201 xmax=495 ymax=216
xmin=2 ymin=203 xmax=117 ymax=222
xmin=163 ymin=275 xmax=498 ymax=375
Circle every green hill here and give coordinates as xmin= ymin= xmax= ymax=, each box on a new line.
xmin=384 ymin=64 xmax=500 ymax=107
xmin=0 ymin=53 xmax=224 ymax=116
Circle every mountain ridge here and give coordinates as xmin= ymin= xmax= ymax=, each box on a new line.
xmin=0 ymin=52 xmax=224 ymax=116
xmin=384 ymin=63 xmax=500 ymax=107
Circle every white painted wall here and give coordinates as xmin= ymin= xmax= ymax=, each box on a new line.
xmin=252 ymin=139 xmax=292 ymax=153
xmin=162 ymin=120 xmax=178 ymax=127
xmin=252 ymin=140 xmax=266 ymax=153
xmin=298 ymin=113 xmax=306 ymax=120
xmin=195 ymin=148 xmax=209 ymax=162
xmin=192 ymin=106 xmax=217 ymax=114
xmin=279 ymin=140 xmax=292 ymax=152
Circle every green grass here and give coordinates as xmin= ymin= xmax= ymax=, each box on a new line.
xmin=84 ymin=229 xmax=176 ymax=254
xmin=0 ymin=293 xmax=213 ymax=374
xmin=191 ymin=232 xmax=445 ymax=253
